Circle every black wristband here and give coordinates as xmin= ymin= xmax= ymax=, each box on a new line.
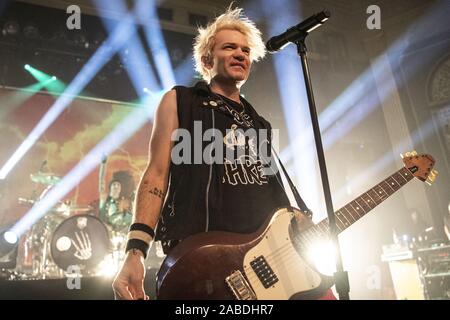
xmin=125 ymin=239 xmax=149 ymax=259
xmin=129 ymin=223 xmax=155 ymax=239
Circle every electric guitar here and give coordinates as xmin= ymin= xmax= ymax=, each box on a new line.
xmin=156 ymin=152 xmax=437 ymax=300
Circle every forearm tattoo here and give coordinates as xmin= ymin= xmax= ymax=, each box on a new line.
xmin=148 ymin=187 xmax=165 ymax=199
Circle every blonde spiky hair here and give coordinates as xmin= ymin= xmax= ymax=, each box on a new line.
xmin=193 ymin=6 xmax=266 ymax=83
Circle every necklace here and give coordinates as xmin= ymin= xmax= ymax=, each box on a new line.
xmin=214 ymin=92 xmax=246 ymax=114
xmin=213 ymin=93 xmax=254 ymax=128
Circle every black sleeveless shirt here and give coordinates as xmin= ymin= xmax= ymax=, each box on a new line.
xmin=208 ymin=93 xmax=289 ymax=233
xmin=155 ymin=82 xmax=290 ymax=246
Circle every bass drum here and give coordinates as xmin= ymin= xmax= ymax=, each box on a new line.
xmin=50 ymin=214 xmax=110 ymax=274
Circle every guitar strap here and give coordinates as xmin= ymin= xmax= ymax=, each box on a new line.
xmin=270 ymin=146 xmax=313 ymax=217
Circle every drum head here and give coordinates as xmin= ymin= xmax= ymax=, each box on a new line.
xmin=50 ymin=214 xmax=110 ymax=273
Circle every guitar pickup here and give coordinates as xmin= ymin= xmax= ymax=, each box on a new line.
xmin=250 ymin=255 xmax=279 ymax=288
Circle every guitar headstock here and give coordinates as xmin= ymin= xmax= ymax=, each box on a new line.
xmin=401 ymin=151 xmax=437 ymax=185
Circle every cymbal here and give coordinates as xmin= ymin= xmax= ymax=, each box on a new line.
xmin=30 ymin=173 xmax=61 ymax=185
xmin=53 ymin=203 xmax=93 ymax=213
xmin=18 ymin=197 xmax=35 ymax=206
xmin=66 ymin=206 xmax=93 ymax=213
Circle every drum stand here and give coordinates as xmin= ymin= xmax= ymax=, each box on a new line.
xmin=28 ymin=216 xmax=63 ymax=279
xmin=110 ymin=230 xmax=126 ymax=271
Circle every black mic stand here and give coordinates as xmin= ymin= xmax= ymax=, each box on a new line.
xmin=294 ymin=34 xmax=350 ymax=300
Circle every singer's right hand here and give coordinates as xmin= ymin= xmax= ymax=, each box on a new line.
xmin=112 ymin=250 xmax=149 ymax=300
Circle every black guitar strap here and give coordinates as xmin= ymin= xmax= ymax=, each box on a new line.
xmin=270 ymin=146 xmax=313 ymax=217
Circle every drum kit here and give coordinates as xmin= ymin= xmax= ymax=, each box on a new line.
xmin=13 ymin=171 xmax=161 ymax=280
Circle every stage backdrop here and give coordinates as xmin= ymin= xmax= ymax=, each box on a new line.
xmin=0 ymin=87 xmax=152 ymax=227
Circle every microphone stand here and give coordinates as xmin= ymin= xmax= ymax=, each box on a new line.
xmin=294 ymin=35 xmax=350 ymax=300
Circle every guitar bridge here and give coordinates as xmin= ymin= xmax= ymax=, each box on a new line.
xmin=225 ymin=270 xmax=257 ymax=300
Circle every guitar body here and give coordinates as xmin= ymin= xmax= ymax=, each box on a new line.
xmin=156 ymin=207 xmax=333 ymax=300
xmin=156 ymin=153 xmax=436 ymax=300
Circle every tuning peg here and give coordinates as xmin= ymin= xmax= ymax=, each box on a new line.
xmin=429 ymin=171 xmax=437 ymax=180
xmin=404 ymin=151 xmax=417 ymax=157
xmin=426 ymin=173 xmax=437 ymax=185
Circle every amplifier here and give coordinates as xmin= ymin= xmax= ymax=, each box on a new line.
xmin=382 ymin=243 xmax=450 ymax=300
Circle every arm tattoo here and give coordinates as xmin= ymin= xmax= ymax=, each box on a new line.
xmin=149 ymin=187 xmax=165 ymax=199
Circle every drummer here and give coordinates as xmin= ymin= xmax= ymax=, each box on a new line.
xmin=99 ymin=171 xmax=135 ymax=233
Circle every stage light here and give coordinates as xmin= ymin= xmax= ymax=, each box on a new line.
xmin=3 ymin=20 xmax=20 ymax=36
xmin=0 ymin=1 xmax=148 ymax=180
xmin=94 ymin=0 xmax=161 ymax=95
xmin=174 ymin=55 xmax=195 ymax=86
xmin=23 ymin=65 xmax=66 ymax=94
xmin=136 ymin=0 xmax=176 ymax=88
xmin=95 ymin=0 xmax=194 ymax=91
xmin=9 ymin=93 xmax=161 ymax=238
xmin=96 ymin=254 xmax=119 ymax=278
xmin=280 ymin=3 xmax=446 ymax=167
xmin=0 ymin=229 xmax=18 ymax=258
xmin=306 ymin=240 xmax=336 ymax=276
xmin=4 ymin=231 xmax=17 ymax=245
xmin=331 ymin=117 xmax=439 ymax=206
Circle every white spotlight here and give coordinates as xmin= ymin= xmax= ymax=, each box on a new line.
xmin=96 ymin=254 xmax=119 ymax=278
xmin=307 ymin=240 xmax=336 ymax=276
xmin=4 ymin=231 xmax=18 ymax=245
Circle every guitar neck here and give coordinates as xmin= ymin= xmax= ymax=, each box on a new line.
xmin=301 ymin=167 xmax=415 ymax=242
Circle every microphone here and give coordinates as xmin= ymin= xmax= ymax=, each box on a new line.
xmin=266 ymin=10 xmax=330 ymax=53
